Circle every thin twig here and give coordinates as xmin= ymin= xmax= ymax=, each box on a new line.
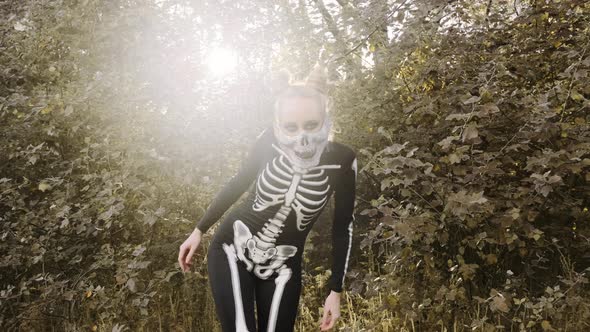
xmin=330 ymin=0 xmax=410 ymax=63
xmin=408 ymin=186 xmax=442 ymax=215
xmin=560 ymin=44 xmax=588 ymax=122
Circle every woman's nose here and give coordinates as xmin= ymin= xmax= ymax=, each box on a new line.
xmin=300 ymin=134 xmax=309 ymax=146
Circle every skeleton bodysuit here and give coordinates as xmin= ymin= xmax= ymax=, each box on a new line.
xmin=197 ymin=125 xmax=357 ymax=332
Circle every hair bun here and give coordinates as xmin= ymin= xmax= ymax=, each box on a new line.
xmin=270 ymin=68 xmax=292 ymax=95
xmin=305 ymin=63 xmax=328 ymax=94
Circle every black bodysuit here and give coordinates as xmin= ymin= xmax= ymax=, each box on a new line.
xmin=196 ymin=126 xmax=357 ymax=332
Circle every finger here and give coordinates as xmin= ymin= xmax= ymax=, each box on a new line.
xmin=320 ymin=311 xmax=331 ymax=329
xmin=321 ymin=307 xmax=329 ymax=325
xmin=178 ymin=245 xmax=184 ymax=263
xmin=178 ymin=247 xmax=184 ymax=270
xmin=185 ymin=244 xmax=197 ymax=265
xmin=178 ymin=246 xmax=188 ymax=272
xmin=326 ymin=314 xmax=336 ymax=329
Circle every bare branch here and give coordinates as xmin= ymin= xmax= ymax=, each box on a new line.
xmin=312 ymin=0 xmax=340 ymax=39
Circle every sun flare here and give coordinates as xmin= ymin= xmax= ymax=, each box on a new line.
xmin=206 ymin=47 xmax=238 ymax=76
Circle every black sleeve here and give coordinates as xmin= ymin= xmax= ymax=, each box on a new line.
xmin=195 ymin=128 xmax=270 ymax=234
xmin=328 ymin=151 xmax=358 ymax=293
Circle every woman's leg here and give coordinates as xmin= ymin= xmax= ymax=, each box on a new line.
xmin=207 ymin=241 xmax=257 ymax=332
xmin=254 ymin=262 xmax=302 ymax=332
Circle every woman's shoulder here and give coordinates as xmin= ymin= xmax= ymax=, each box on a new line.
xmin=328 ymin=140 xmax=356 ymax=156
xmin=249 ymin=125 xmax=277 ymax=160
xmin=326 ymin=140 xmax=356 ymax=165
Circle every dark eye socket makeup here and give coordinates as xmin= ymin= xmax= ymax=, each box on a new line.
xmin=283 ymin=120 xmax=320 ymax=132
xmin=304 ymin=120 xmax=319 ymax=130
xmin=284 ymin=123 xmax=298 ymax=132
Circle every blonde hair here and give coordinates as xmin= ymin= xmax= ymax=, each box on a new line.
xmin=272 ymin=64 xmax=333 ymax=127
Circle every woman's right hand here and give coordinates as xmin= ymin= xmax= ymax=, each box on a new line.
xmin=178 ymin=228 xmax=203 ymax=273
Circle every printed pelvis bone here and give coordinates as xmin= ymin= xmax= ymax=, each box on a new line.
xmin=233 ymin=217 xmax=296 ymax=279
xmin=224 ymin=234 xmax=293 ymax=332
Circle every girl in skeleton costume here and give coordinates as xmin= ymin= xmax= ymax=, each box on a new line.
xmin=178 ymin=64 xmax=357 ymax=332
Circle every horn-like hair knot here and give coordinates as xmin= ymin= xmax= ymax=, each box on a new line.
xmin=305 ymin=63 xmax=328 ymax=94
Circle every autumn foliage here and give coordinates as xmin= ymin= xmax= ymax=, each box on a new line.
xmin=1 ymin=0 xmax=589 ymax=331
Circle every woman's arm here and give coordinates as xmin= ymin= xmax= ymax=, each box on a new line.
xmin=328 ymin=152 xmax=358 ymax=293
xmin=194 ymin=128 xmax=271 ymax=234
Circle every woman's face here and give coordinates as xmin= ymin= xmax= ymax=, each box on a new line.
xmin=275 ymin=97 xmax=325 ymax=136
xmin=273 ymin=95 xmax=331 ymax=169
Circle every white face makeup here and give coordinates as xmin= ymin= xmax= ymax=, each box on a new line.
xmin=272 ymin=96 xmax=331 ymax=171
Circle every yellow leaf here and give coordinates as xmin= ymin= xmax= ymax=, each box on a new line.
xmin=38 ymin=182 xmax=51 ymax=192
xmin=571 ymin=90 xmax=585 ymax=101
xmin=40 ymin=106 xmax=52 ymax=115
xmin=541 ymin=320 xmax=552 ymax=331
xmin=369 ymin=44 xmax=376 ymax=52
xmin=85 ymin=290 xmax=92 ymax=298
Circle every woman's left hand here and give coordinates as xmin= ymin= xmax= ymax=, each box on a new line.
xmin=320 ymin=291 xmax=341 ymax=331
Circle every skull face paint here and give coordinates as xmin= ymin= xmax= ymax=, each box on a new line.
xmin=273 ymin=96 xmax=331 ymax=171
